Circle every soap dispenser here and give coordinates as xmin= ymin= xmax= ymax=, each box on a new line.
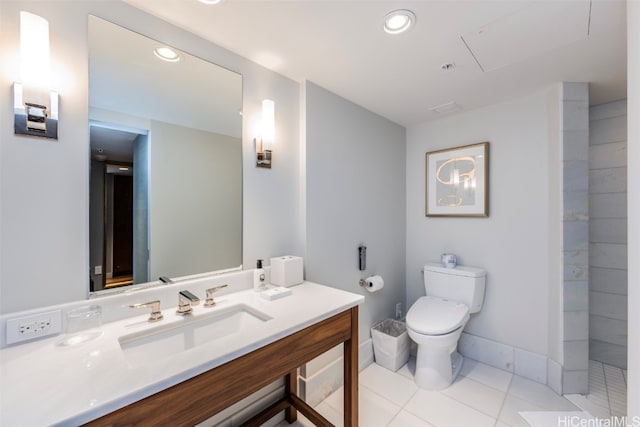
xmin=254 ymin=259 xmax=266 ymax=291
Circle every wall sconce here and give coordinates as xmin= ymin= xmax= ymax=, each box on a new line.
xmin=13 ymin=11 xmax=58 ymax=140
xmin=255 ymin=99 xmax=274 ymax=168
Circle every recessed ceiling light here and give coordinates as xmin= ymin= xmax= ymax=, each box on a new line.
xmin=199 ymin=0 xmax=223 ymax=4
xmin=153 ymin=47 xmax=180 ymax=62
xmin=383 ymin=10 xmax=415 ymax=34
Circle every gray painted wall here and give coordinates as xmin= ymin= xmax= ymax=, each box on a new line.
xmin=304 ymin=82 xmax=406 ymax=342
xmin=588 ymin=99 xmax=628 ymax=369
xmin=149 ymin=121 xmax=242 ymax=280
xmin=89 ymin=160 xmax=106 ymax=291
xmin=105 ymin=174 xmax=114 ymax=279
xmin=133 ymin=133 xmax=150 ymax=284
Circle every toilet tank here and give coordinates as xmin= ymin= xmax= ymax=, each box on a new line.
xmin=423 ymin=263 xmax=486 ymax=313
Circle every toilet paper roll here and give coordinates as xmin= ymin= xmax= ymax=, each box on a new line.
xmin=364 ymin=275 xmax=384 ymax=292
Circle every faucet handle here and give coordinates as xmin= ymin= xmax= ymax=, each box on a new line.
xmin=130 ymin=300 xmax=163 ymax=322
xmin=204 ymin=284 xmax=229 ymax=307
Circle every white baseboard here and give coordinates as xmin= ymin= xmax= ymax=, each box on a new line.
xmin=459 ymin=332 xmax=549 ymax=386
xmin=514 ymin=348 xmax=548 ymax=384
xmin=547 ymin=358 xmax=563 ymax=395
xmin=360 ymin=338 xmax=374 ymax=368
xmin=299 ymin=339 xmax=373 ymax=407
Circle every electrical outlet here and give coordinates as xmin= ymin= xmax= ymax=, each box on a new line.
xmin=6 ymin=310 xmax=62 ymax=344
xmin=95 ymin=265 xmax=102 ymax=275
xmin=395 ymin=302 xmax=402 ymax=320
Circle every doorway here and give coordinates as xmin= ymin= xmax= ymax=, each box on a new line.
xmin=105 ymin=167 xmax=134 ymax=288
xmin=89 ymin=123 xmax=149 ymax=292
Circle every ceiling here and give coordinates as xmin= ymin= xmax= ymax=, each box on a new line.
xmin=122 ymin=0 xmax=627 ymax=127
xmin=89 ymin=125 xmax=138 ymax=164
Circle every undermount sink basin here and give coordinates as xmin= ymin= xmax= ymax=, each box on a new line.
xmin=119 ymin=304 xmax=272 ymax=366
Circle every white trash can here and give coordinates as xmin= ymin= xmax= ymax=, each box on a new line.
xmin=371 ymin=319 xmax=410 ymax=372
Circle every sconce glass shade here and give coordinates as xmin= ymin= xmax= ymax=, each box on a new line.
xmin=20 ymin=11 xmax=50 ymax=89
xmin=14 ymin=12 xmax=58 ymax=140
xmin=255 ymin=99 xmax=274 ymax=168
xmin=261 ymin=99 xmax=275 ymax=151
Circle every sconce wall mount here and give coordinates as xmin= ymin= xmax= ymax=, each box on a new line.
xmin=14 ymin=83 xmax=59 ymax=140
xmin=255 ymin=137 xmax=272 ymax=168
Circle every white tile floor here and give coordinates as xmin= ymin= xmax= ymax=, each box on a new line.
xmin=275 ymin=358 xmax=628 ymax=427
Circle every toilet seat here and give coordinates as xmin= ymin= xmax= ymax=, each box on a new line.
xmin=407 ymin=296 xmax=470 ymax=335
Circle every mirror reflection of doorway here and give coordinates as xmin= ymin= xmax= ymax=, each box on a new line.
xmin=89 ymin=123 xmax=149 ymax=292
xmin=107 ymin=166 xmax=133 ymax=287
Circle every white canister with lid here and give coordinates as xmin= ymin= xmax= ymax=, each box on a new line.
xmin=441 ymin=253 xmax=457 ymax=268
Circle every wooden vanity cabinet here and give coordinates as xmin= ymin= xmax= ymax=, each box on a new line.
xmin=85 ymin=306 xmax=358 ymax=427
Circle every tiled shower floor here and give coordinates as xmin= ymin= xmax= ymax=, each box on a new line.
xmin=274 ymin=358 xmax=627 ymax=427
xmin=565 ymin=360 xmax=628 ymax=418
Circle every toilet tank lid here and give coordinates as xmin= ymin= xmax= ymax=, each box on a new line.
xmin=423 ymin=262 xmax=486 ymax=278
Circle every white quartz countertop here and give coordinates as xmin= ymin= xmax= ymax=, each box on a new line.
xmin=0 ymin=282 xmax=363 ymax=426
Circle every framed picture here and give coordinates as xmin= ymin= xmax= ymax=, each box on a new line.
xmin=425 ymin=142 xmax=489 ymax=217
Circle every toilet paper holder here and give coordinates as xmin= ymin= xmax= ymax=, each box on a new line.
xmin=358 ymin=275 xmax=384 ymax=292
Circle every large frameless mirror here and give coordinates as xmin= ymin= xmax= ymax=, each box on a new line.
xmin=88 ymin=16 xmax=242 ymax=294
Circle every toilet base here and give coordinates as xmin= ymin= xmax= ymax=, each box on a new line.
xmin=414 ymin=349 xmax=464 ymax=390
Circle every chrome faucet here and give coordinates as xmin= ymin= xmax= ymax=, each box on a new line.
xmin=176 ymin=290 xmax=200 ymax=315
xmin=130 ymin=300 xmax=163 ymax=322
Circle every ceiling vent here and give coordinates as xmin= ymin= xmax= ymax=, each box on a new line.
xmin=461 ymin=0 xmax=592 ymax=72
xmin=429 ymin=101 xmax=461 ymax=115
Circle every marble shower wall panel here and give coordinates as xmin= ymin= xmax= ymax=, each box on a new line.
xmin=588 ymin=99 xmax=628 ymax=370
xmin=561 ymin=82 xmax=589 ymax=394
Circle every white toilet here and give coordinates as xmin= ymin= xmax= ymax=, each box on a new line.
xmin=406 ymin=263 xmax=486 ymax=390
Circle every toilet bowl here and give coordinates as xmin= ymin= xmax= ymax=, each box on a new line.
xmin=406 ymin=263 xmax=486 ymax=390
xmin=406 ymin=296 xmax=470 ymax=390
